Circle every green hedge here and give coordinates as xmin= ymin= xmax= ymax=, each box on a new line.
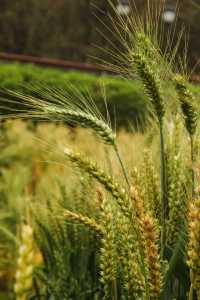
xmin=0 ymin=63 xmax=149 ymax=129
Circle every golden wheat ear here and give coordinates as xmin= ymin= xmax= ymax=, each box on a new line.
xmin=130 ymin=187 xmax=162 ymax=299
xmin=187 ymin=199 xmax=200 ymax=298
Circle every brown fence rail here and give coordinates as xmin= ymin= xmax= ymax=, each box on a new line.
xmin=0 ymin=52 xmax=199 ymax=83
xmin=0 ymin=52 xmax=113 ymax=75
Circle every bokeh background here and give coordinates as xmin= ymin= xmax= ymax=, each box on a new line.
xmin=0 ymin=0 xmax=199 ymax=71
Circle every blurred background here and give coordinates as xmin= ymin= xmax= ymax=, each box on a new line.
xmin=0 ymin=0 xmax=200 ymax=72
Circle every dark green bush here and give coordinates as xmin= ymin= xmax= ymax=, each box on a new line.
xmin=0 ymin=63 xmax=148 ymax=129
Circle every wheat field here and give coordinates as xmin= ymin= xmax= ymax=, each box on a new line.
xmin=1 ymin=1 xmax=200 ymax=299
xmin=0 ymin=116 xmax=199 ymax=300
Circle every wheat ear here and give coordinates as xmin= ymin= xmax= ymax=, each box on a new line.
xmin=114 ymin=210 xmax=145 ymax=299
xmin=141 ymin=150 xmax=161 ymax=219
xmin=63 ymin=148 xmax=132 ymax=219
xmin=174 ymin=75 xmax=198 ymax=199
xmin=97 ymin=189 xmax=117 ymax=300
xmin=1 ymin=90 xmax=116 ymax=145
xmin=187 ymin=199 xmax=200 ymax=299
xmin=132 ymin=52 xmax=165 ymax=122
xmin=131 ymin=49 xmax=167 ymax=259
xmin=166 ymin=154 xmax=186 ymax=247
xmin=14 ymin=224 xmax=35 ymax=300
xmin=130 ymin=187 xmax=162 ymax=299
xmin=63 ymin=209 xmax=103 ymax=236
xmin=174 ymin=75 xmax=198 ymax=137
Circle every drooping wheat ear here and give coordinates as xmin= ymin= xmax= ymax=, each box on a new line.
xmin=130 ymin=187 xmax=162 ymax=299
xmin=97 ymin=189 xmax=117 ymax=300
xmin=62 ymin=209 xmax=103 ymax=236
xmin=187 ymin=199 xmax=200 ymax=299
xmin=1 ymin=89 xmax=115 ymax=145
xmin=44 ymin=106 xmax=115 ymax=145
xmin=14 ymin=224 xmax=35 ymax=300
xmin=132 ymin=52 xmax=165 ymax=123
xmin=64 ymin=148 xmax=132 ymax=219
xmin=174 ymin=75 xmax=198 ymax=137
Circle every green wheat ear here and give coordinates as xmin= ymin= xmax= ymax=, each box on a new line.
xmin=174 ymin=74 xmax=198 ymax=198
xmin=0 ymin=87 xmax=116 ymax=146
xmin=132 ymin=52 xmax=165 ymax=123
xmin=97 ymin=189 xmax=117 ymax=300
xmin=63 ymin=148 xmax=131 ymax=218
xmin=174 ymin=75 xmax=198 ymax=137
xmin=62 ymin=209 xmax=103 ymax=236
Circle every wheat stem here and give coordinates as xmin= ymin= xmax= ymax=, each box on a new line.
xmin=112 ymin=280 xmax=118 ymax=300
xmin=159 ymin=121 xmax=167 ymax=260
xmin=190 ymin=135 xmax=195 ymax=199
xmin=114 ymin=143 xmax=130 ymax=188
xmin=188 ymin=271 xmax=194 ymax=300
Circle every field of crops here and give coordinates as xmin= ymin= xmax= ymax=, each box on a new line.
xmin=0 ymin=120 xmax=150 ymax=299
xmin=1 ymin=1 xmax=200 ymax=299
xmin=0 ymin=111 xmax=199 ymax=300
